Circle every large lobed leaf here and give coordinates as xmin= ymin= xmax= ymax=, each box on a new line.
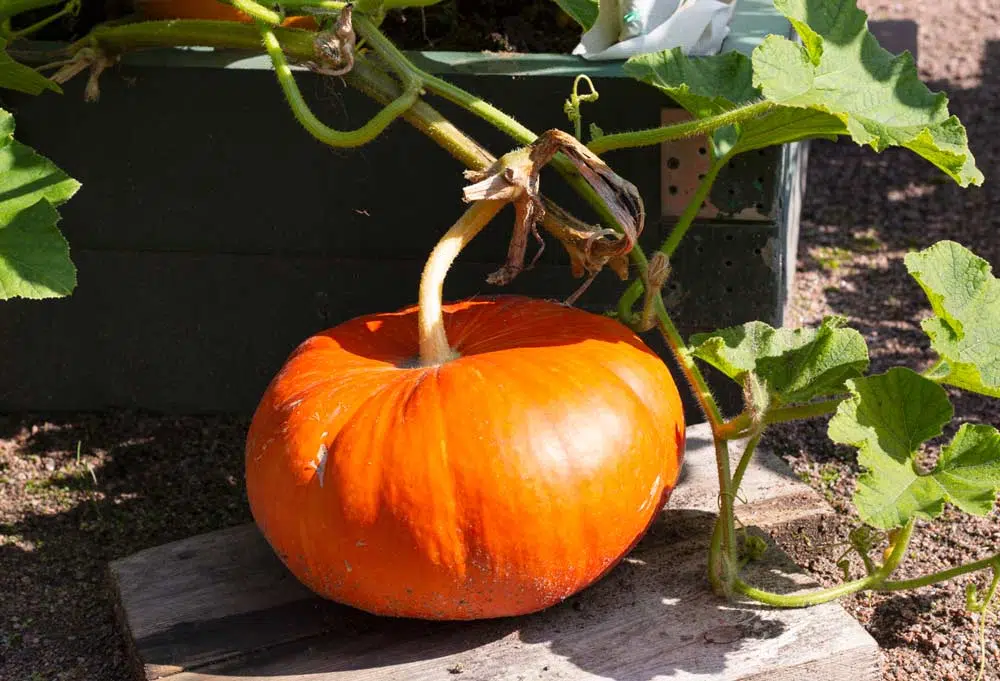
xmin=623 ymin=0 xmax=982 ymax=187
xmin=829 ymin=368 xmax=1000 ymax=529
xmin=689 ymin=316 xmax=869 ymax=405
xmin=0 ymin=109 xmax=79 ymax=299
xmin=905 ymin=241 xmax=1000 ymax=398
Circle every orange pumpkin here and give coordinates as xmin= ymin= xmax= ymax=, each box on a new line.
xmin=245 ymin=295 xmax=686 ymax=620
xmin=134 ymin=0 xmax=319 ymax=29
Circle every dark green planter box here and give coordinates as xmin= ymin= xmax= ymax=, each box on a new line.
xmin=0 ymin=0 xmax=804 ymax=419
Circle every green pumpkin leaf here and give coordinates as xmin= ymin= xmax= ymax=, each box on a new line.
xmin=689 ymin=316 xmax=869 ymax=405
xmin=622 ymin=0 xmax=982 ymax=187
xmin=904 ymin=241 xmax=1000 ymax=398
xmin=933 ymin=424 xmax=1000 ymax=516
xmin=0 ymin=109 xmax=80 ymax=222
xmin=830 ymin=368 xmax=1000 ymax=528
xmin=0 ymin=199 xmax=76 ymax=299
xmin=0 ymin=109 xmax=78 ymax=299
xmin=0 ymin=39 xmax=62 ymax=96
xmin=550 ymin=0 xmax=598 ymax=30
xmin=624 ymin=50 xmax=759 ymax=119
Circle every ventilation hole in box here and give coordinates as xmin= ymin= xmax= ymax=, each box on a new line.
xmin=756 ymin=176 xmax=765 ymax=184
xmin=725 ymin=286 xmax=734 ymax=294
xmin=724 ymin=260 xmax=733 ymax=267
xmin=667 ymin=157 xmax=681 ymax=169
xmin=668 ymin=185 xmax=679 ymax=195
xmin=727 ymin=188 xmax=735 ymax=195
xmin=695 ymin=245 xmax=705 ymax=254
xmin=725 ymin=233 xmax=734 ymax=242
xmin=755 ymin=202 xmax=765 ymax=212
xmin=698 ymin=147 xmax=707 ymax=155
xmin=754 ymin=247 xmax=763 ymax=255
xmin=698 ymin=173 xmax=706 ymax=180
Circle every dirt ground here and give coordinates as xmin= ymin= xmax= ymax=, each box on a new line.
xmin=2 ymin=0 xmax=1000 ymax=679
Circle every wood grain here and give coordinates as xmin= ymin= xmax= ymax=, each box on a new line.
xmin=109 ymin=423 xmax=877 ymax=681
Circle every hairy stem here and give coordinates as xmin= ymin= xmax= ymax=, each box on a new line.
xmin=232 ymin=0 xmax=283 ymax=24
xmin=70 ymin=20 xmax=316 ymax=53
xmin=353 ymin=14 xmax=536 ymax=146
xmin=661 ymin=156 xmax=729 ymax=257
xmin=419 ymin=200 xmax=506 ymax=365
xmin=69 ymin=20 xmax=493 ymax=169
xmin=881 ymin=554 xmax=1000 ymax=591
xmin=4 ymin=0 xmax=77 ymax=39
xmin=348 ymin=59 xmax=495 ymax=170
xmin=588 ymin=101 xmax=774 ymax=155
xmin=721 ymin=398 xmax=844 ymax=439
xmin=654 ymin=299 xmax=732 ymax=594
xmin=259 ymin=25 xmax=418 ymax=147
xmin=0 ymin=0 xmax=62 ymax=22
xmin=735 ymin=519 xmax=916 ymax=607
xmin=730 ymin=430 xmax=763 ymax=494
xmin=617 ymin=153 xmax=728 ymax=322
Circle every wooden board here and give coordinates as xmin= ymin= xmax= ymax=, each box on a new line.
xmin=108 ymin=423 xmax=879 ymax=681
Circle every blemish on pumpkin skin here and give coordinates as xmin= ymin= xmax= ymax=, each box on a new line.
xmin=308 ymin=444 xmax=329 ymax=487
xmin=355 ymin=540 xmax=367 ymax=547
xmin=344 ymin=560 xmax=353 ymax=573
xmin=637 ymin=474 xmax=663 ymax=513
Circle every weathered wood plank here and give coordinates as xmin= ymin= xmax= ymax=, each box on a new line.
xmin=109 ymin=424 xmax=876 ymax=681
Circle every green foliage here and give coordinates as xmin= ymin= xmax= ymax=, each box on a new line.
xmin=905 ymin=241 xmax=1000 ymax=398
xmin=550 ymin=0 xmax=598 ymax=31
xmin=690 ymin=316 xmax=869 ymax=405
xmin=0 ymin=39 xmax=61 ymax=95
xmin=0 ymin=109 xmax=78 ymax=299
xmin=829 ymin=368 xmax=1000 ymax=529
xmin=623 ymin=0 xmax=982 ymax=186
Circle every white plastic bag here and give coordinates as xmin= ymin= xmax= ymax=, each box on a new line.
xmin=572 ymin=0 xmax=738 ymax=61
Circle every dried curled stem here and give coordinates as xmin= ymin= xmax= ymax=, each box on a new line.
xmin=43 ymin=47 xmax=118 ymax=102
xmin=462 ymin=128 xmax=644 ymax=304
xmin=309 ymin=4 xmax=356 ymax=76
xmin=636 ymin=251 xmax=671 ymax=331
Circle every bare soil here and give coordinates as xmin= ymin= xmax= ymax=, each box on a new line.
xmin=2 ymin=0 xmax=999 ymax=680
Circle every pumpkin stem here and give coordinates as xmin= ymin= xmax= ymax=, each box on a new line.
xmin=418 ymin=199 xmax=506 ymax=365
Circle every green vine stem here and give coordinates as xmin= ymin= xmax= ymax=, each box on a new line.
xmin=720 ymin=398 xmax=844 ymax=439
xmin=881 ymin=555 xmax=1000 ymax=592
xmin=730 ymin=430 xmax=763 ymax=495
xmin=259 ymin=25 xmax=419 ymax=147
xmin=564 ymin=74 xmax=599 ymax=141
xmin=970 ymin=564 xmax=999 ymax=681
xmin=588 ymin=101 xmax=774 ymax=155
xmin=352 ymin=13 xmax=537 ymax=147
xmin=233 ymin=0 xmax=283 ymax=25
xmin=617 ymin=154 xmax=729 ymax=321
xmin=0 ymin=0 xmax=63 ymax=23
xmin=2 ymin=0 xmax=79 ymax=39
xmin=735 ymin=519 xmax=916 ymax=607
